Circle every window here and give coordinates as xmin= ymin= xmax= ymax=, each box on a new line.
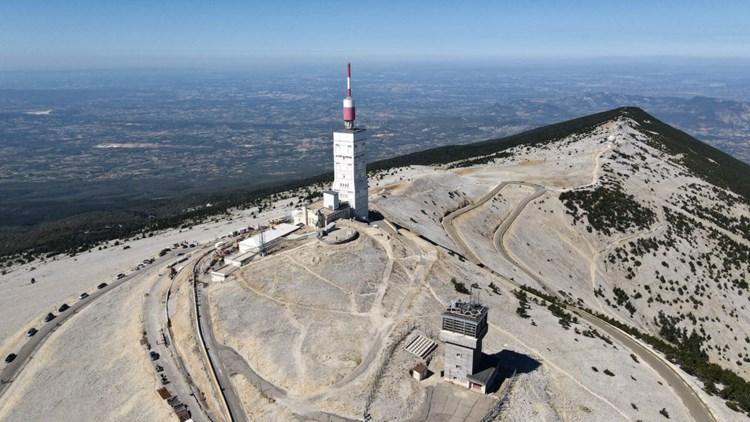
xmin=455 ymin=365 xmax=461 ymax=369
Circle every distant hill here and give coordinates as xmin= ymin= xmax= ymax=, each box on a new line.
xmin=371 ymin=106 xmax=750 ymax=201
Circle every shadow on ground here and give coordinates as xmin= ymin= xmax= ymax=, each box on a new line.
xmin=485 ymin=349 xmax=541 ymax=394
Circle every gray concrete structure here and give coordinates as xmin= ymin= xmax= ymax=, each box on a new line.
xmin=439 ymin=298 xmax=494 ymax=393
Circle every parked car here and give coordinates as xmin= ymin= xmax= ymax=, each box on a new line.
xmin=26 ymin=328 xmax=38 ymax=337
xmin=149 ymin=351 xmax=160 ymax=361
xmin=79 ymin=292 xmax=89 ymax=300
xmin=43 ymin=313 xmax=55 ymax=322
xmin=97 ymin=282 xmax=107 ymax=289
xmin=116 ymin=273 xmax=125 ymax=280
xmin=58 ymin=304 xmax=70 ymax=312
xmin=5 ymin=353 xmax=16 ymax=364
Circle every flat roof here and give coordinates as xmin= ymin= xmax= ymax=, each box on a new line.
xmin=413 ymin=363 xmax=428 ymax=373
xmin=443 ymin=299 xmax=488 ymax=323
xmin=211 ymin=265 xmax=238 ymax=276
xmin=307 ymin=199 xmax=350 ymax=216
xmin=333 ymin=128 xmax=366 ymax=133
xmin=239 ymin=223 xmax=301 ymax=247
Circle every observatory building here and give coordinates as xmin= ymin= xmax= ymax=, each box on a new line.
xmin=331 ymin=63 xmax=369 ymax=220
xmin=440 ymin=297 xmax=499 ymax=394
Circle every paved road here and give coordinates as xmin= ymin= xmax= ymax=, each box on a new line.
xmin=144 ymin=265 xmax=210 ymax=422
xmin=443 ymin=180 xmax=716 ymax=422
xmin=442 ymin=181 xmax=544 ymax=266
xmin=0 ymin=248 xmax=194 ymax=399
xmin=193 ymin=255 xmax=248 ymax=422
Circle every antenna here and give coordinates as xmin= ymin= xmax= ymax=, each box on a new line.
xmin=343 ymin=62 xmax=356 ymax=129
xmin=347 ymin=62 xmax=352 ymax=97
xmin=258 ymin=224 xmax=267 ymax=256
xmin=470 ymin=287 xmax=480 ymax=305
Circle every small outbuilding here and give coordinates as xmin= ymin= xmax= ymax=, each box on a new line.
xmin=411 ymin=363 xmax=429 ymax=381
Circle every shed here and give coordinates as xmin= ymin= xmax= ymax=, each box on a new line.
xmin=411 ymin=363 xmax=429 ymax=381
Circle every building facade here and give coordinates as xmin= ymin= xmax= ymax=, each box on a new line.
xmin=440 ymin=298 xmax=497 ymax=393
xmin=332 ymin=128 xmax=368 ymax=219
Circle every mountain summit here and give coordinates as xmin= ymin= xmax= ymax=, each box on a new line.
xmin=372 ymin=106 xmax=750 ymax=418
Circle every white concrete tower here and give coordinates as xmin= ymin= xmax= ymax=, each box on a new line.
xmin=332 ymin=63 xmax=368 ymax=220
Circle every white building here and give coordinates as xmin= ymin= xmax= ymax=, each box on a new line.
xmin=238 ymin=223 xmax=301 ymax=253
xmin=332 ymin=128 xmax=368 ymax=220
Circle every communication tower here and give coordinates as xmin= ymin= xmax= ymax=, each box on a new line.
xmin=332 ymin=63 xmax=369 ymax=220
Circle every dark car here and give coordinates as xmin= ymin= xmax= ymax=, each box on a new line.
xmin=97 ymin=282 xmax=107 ymax=289
xmin=58 ymin=303 xmax=70 ymax=312
xmin=79 ymin=292 xmax=89 ymax=300
xmin=5 ymin=353 xmax=16 ymax=364
xmin=26 ymin=328 xmax=38 ymax=337
xmin=149 ymin=351 xmax=160 ymax=361
xmin=43 ymin=312 xmax=55 ymax=322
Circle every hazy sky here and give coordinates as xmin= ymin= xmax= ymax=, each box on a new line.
xmin=1 ymin=1 xmax=749 ymax=70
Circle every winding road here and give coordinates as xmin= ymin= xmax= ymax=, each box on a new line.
xmin=442 ymin=179 xmax=716 ymax=422
xmin=0 ymin=248 xmax=195 ymax=400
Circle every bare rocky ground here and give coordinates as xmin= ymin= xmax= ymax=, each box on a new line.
xmin=0 ymin=271 xmax=173 ymax=421
xmin=207 ymin=214 xmax=698 ymax=421
xmin=371 ymin=116 xmax=746 ymax=421
xmin=1 ymin=114 xmax=747 ymax=421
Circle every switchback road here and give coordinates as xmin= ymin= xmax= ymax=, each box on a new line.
xmin=443 ymin=179 xmax=716 ymax=422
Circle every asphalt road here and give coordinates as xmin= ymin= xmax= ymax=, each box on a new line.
xmin=193 ymin=258 xmax=248 ymax=422
xmin=144 ymin=265 xmax=210 ymax=422
xmin=442 ymin=180 xmax=716 ymax=422
xmin=442 ymin=180 xmax=545 ymax=266
xmin=0 ymin=247 xmax=195 ymax=399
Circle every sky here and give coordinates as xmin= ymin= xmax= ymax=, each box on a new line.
xmin=1 ymin=1 xmax=749 ymax=70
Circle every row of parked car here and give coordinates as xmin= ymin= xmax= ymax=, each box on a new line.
xmin=6 ymin=250 xmax=183 ymax=365
xmin=4 ymin=281 xmax=115 ymax=365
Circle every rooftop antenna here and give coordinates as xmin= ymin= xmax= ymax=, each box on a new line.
xmin=258 ymin=223 xmax=267 ymax=256
xmin=342 ymin=63 xmax=355 ymax=129
xmin=470 ymin=287 xmax=480 ymax=305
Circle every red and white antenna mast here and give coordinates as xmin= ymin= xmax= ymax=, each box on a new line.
xmin=343 ymin=62 xmax=355 ymax=129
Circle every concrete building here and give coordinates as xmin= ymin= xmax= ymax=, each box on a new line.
xmin=292 ymin=199 xmax=351 ymax=228
xmin=332 ymin=63 xmax=368 ymax=220
xmin=238 ymin=223 xmax=301 ymax=253
xmin=440 ymin=298 xmax=499 ymax=394
xmin=411 ymin=363 xmax=429 ymax=381
xmin=210 ymin=265 xmax=238 ymax=282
